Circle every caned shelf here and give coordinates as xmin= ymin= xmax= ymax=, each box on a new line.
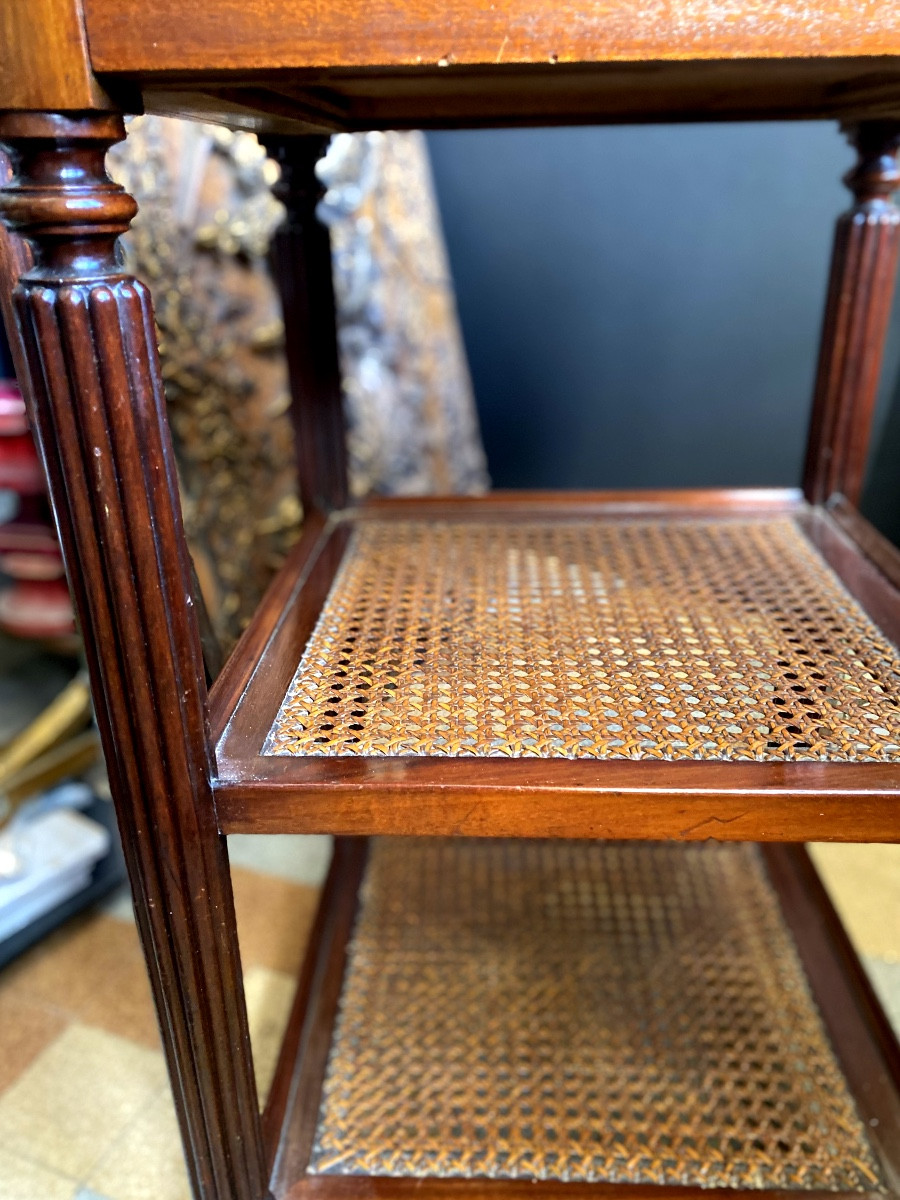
xmin=262 ymin=837 xmax=900 ymax=1199
xmin=210 ymin=489 xmax=900 ymax=841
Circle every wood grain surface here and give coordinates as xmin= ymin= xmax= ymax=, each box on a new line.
xmin=75 ymin=0 xmax=900 ymax=131
xmin=0 ymin=0 xmax=112 ymax=112
xmin=128 ymin=59 xmax=900 ymax=135
xmin=82 ymin=0 xmax=900 ymax=73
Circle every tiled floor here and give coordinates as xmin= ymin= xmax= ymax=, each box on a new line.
xmin=0 ymin=833 xmax=331 ymax=1200
xmin=0 ymin=833 xmax=896 ymax=1200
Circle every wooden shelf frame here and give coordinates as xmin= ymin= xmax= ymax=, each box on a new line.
xmin=210 ymin=488 xmax=900 ymax=843
xmin=260 ymin=838 xmax=900 ymax=1200
xmin=3 ymin=31 xmax=900 ymax=1200
xmin=74 ymin=1 xmax=900 ymax=134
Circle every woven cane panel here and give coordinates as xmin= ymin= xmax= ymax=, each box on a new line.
xmin=265 ymin=516 xmax=900 ymax=760
xmin=308 ymin=839 xmax=883 ymax=1190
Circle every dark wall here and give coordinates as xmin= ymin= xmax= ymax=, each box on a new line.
xmin=427 ymin=123 xmax=900 ymax=527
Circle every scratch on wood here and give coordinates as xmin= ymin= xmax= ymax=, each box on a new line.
xmin=679 ymin=811 xmax=750 ymax=838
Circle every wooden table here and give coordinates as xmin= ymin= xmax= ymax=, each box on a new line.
xmin=1 ymin=4 xmax=899 ymax=1198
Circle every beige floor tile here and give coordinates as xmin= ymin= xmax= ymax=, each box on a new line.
xmin=865 ymin=957 xmax=900 ymax=1030
xmin=0 ymin=992 xmax=69 ymax=1094
xmin=104 ymin=835 xmax=332 ymax=922
xmin=0 ymin=1024 xmax=167 ymax=1180
xmin=228 ymin=834 xmax=332 ymax=885
xmin=100 ymin=884 xmax=136 ymax=924
xmin=0 ymin=912 xmax=161 ymax=1047
xmin=243 ymin=964 xmax=297 ymax=1103
xmin=232 ymin=867 xmax=320 ymax=975
xmin=809 ymin=843 xmax=900 ymax=962
xmin=85 ymin=1085 xmax=191 ymax=1200
xmin=0 ymin=1146 xmax=78 ymax=1200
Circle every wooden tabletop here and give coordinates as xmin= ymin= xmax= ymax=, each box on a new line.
xmin=6 ymin=0 xmax=900 ymax=131
xmin=85 ymin=0 xmax=900 ymax=75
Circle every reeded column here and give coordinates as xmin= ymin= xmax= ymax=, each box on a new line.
xmin=264 ymin=135 xmax=348 ymax=514
xmin=0 ymin=113 xmax=268 ymax=1200
xmin=804 ymin=120 xmax=900 ymax=506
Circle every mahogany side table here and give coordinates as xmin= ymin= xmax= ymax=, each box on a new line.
xmin=1 ymin=4 xmax=900 ymax=1199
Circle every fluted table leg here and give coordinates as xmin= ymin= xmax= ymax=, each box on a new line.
xmin=264 ymin=136 xmax=348 ymax=516
xmin=804 ymin=120 xmax=900 ymax=506
xmin=0 ymin=112 xmax=269 ymax=1200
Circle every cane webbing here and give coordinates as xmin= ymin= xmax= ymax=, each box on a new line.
xmin=308 ymin=839 xmax=883 ymax=1190
xmin=265 ymin=516 xmax=900 ymax=760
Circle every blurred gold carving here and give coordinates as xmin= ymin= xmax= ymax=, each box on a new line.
xmin=109 ymin=119 xmax=298 ymax=651
xmin=319 ymin=132 xmax=488 ymax=498
xmin=109 ymin=119 xmax=486 ymax=650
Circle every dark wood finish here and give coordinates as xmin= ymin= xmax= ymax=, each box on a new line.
xmin=264 ymin=137 xmax=348 ymax=514
xmin=798 ymin=505 xmax=900 ymax=647
xmin=115 ymin=59 xmax=900 ymax=138
xmin=804 ymin=120 xmax=900 ymax=506
xmin=263 ymin=838 xmax=368 ymax=1190
xmin=354 ymin=487 xmax=805 ymax=517
xmin=0 ymin=149 xmax=31 ymax=326
xmin=211 ymin=491 xmax=900 ymax=843
xmin=826 ymin=493 xmax=900 ymax=592
xmin=190 ymin=553 xmax=226 ymax=684
xmin=217 ymin=757 xmax=900 ymax=843
xmin=210 ymin=509 xmax=332 ymax=745
xmin=2 ymin=6 xmax=900 ymax=1192
xmin=0 ymin=113 xmax=268 ymax=1200
xmin=267 ymin=841 xmax=900 ymax=1200
xmin=288 ymin=1183 xmax=887 ymax=1200
xmin=210 ymin=516 xmax=349 ymax=758
xmin=762 ymin=845 xmax=900 ymax=1193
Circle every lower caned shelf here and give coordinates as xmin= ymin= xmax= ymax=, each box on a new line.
xmin=263 ymin=837 xmax=900 ymax=1199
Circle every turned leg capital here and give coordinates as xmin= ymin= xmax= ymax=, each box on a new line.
xmin=804 ymin=119 xmax=900 ymax=506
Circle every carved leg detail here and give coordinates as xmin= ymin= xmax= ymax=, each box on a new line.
xmin=804 ymin=120 xmax=900 ymax=506
xmin=0 ymin=113 xmax=268 ymax=1200
xmin=265 ymin=135 xmax=348 ymax=515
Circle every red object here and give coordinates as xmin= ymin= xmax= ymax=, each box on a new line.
xmin=0 ymin=378 xmax=74 ymax=637
xmin=0 ymin=576 xmax=74 ymax=639
xmin=0 ymin=433 xmax=45 ymax=494
xmin=0 ymin=378 xmax=27 ymax=435
xmin=0 ymin=379 xmax=42 ymax=493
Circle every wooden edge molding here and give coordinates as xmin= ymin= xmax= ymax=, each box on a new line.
xmin=1 ymin=0 xmax=115 ymax=112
